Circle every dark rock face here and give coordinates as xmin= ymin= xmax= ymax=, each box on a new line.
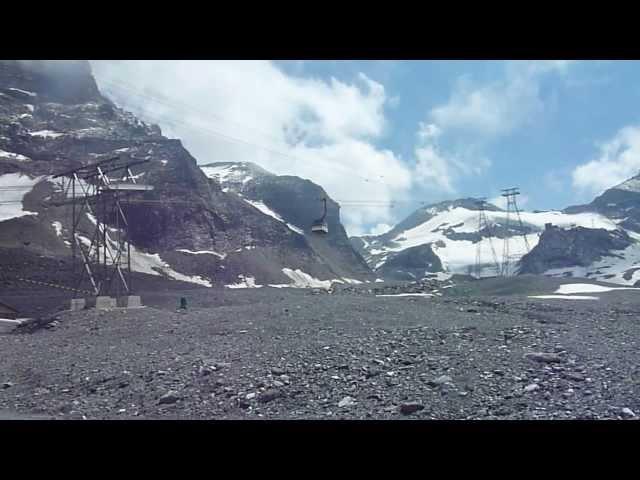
xmin=519 ymin=226 xmax=632 ymax=275
xmin=0 ymin=61 xmax=102 ymax=105
xmin=0 ymin=60 xmax=372 ymax=289
xmin=376 ymin=243 xmax=443 ymax=281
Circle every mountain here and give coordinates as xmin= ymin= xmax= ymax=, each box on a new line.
xmin=564 ymin=173 xmax=640 ymax=233
xmin=0 ymin=60 xmax=373 ymax=294
xmin=351 ymin=196 xmax=626 ymax=282
xmin=520 ymin=175 xmax=640 ymax=285
xmin=199 ymin=161 xmax=373 ymax=283
xmin=519 ymin=224 xmax=635 ymax=279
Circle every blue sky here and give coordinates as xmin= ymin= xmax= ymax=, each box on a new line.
xmin=278 ymin=60 xmax=640 ymax=208
xmin=92 ymin=60 xmax=640 ymax=236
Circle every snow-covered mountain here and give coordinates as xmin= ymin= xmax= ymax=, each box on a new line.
xmin=351 ymin=197 xmax=632 ymax=283
xmin=0 ymin=60 xmax=373 ymax=293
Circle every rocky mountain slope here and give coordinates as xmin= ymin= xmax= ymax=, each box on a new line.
xmin=521 ymin=175 xmax=640 ymax=285
xmin=0 ymin=60 xmax=373 ymax=294
xmin=200 ymin=161 xmax=372 ymax=284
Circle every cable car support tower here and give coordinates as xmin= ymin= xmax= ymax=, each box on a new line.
xmin=500 ymin=187 xmax=531 ymax=277
xmin=52 ymin=156 xmax=153 ymax=301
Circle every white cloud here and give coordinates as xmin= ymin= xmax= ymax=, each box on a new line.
xmin=417 ymin=122 xmax=441 ymax=140
xmin=90 ymin=60 xmax=412 ymax=235
xmin=413 ymin=124 xmax=491 ymax=196
xmin=414 ymin=144 xmax=456 ymax=193
xmin=429 ymin=60 xmax=572 ymax=139
xmin=409 ymin=61 xmax=573 ymax=200
xmin=572 ymin=125 xmax=640 ymax=195
xmin=367 ymin=223 xmax=393 ymax=236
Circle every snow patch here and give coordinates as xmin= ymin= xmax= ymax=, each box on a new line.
xmin=286 ymin=223 xmax=305 ymax=235
xmin=555 ymin=283 xmax=640 ymax=295
xmin=376 ymin=293 xmax=434 ymax=298
xmin=0 ymin=149 xmax=30 ymax=162
xmin=8 ymin=88 xmax=36 ymax=97
xmin=51 ymin=221 xmax=62 ymax=237
xmin=28 ymin=130 xmax=64 ymax=139
xmin=281 ymin=268 xmax=333 ymax=289
xmin=0 ymin=173 xmax=41 ymax=222
xmin=226 ymin=275 xmax=262 ymax=289
xmin=201 ymin=164 xmax=253 ymax=184
xmin=242 ymin=198 xmax=304 ymax=235
xmin=528 ymin=295 xmax=600 ymax=300
xmin=176 ymin=248 xmax=226 ymax=260
xmin=127 ymin=246 xmax=212 ymax=287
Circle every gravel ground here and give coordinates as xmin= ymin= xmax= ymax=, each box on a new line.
xmin=1 ymin=280 xmax=640 ymax=420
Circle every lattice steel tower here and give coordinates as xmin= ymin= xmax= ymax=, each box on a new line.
xmin=52 ymin=156 xmax=153 ymax=297
xmin=500 ymin=187 xmax=531 ymax=277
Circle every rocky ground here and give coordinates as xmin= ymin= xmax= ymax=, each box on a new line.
xmin=1 ymin=277 xmax=640 ymax=420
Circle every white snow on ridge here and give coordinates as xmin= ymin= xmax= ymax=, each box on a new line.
xmin=286 ymin=223 xmax=305 ymax=235
xmin=177 ymin=248 xmax=226 ymax=260
xmin=0 ymin=149 xmax=30 ymax=162
xmin=555 ymin=283 xmax=640 ymax=295
xmin=243 ymin=198 xmax=305 ymax=236
xmin=244 ymin=199 xmax=282 ymax=221
xmin=0 ymin=173 xmax=41 ymax=222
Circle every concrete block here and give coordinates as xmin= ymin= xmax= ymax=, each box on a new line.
xmin=70 ymin=298 xmax=86 ymax=311
xmin=95 ymin=296 xmax=116 ymax=309
xmin=116 ymin=295 xmax=142 ymax=308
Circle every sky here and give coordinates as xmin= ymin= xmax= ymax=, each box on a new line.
xmin=89 ymin=60 xmax=640 ymax=236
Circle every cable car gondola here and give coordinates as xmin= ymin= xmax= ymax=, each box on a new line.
xmin=311 ymin=198 xmax=329 ymax=234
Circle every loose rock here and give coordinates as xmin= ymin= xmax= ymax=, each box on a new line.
xmin=399 ymin=402 xmax=424 ymax=415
